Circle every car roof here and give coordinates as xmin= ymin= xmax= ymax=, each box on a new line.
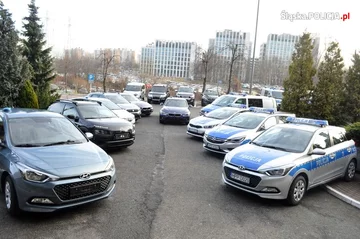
xmin=1 ymin=108 xmax=64 ymax=119
xmin=58 ymin=99 xmax=99 ymax=105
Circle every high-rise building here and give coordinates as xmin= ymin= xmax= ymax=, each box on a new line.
xmin=209 ymin=29 xmax=252 ymax=83
xmin=140 ymin=40 xmax=197 ymax=79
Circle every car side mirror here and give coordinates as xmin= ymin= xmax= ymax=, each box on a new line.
xmin=67 ymin=115 xmax=79 ymax=122
xmin=258 ymin=125 xmax=266 ymax=131
xmin=310 ymin=148 xmax=326 ymax=155
xmin=85 ymin=132 xmax=94 ymax=140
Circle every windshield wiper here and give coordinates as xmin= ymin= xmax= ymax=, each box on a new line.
xmin=43 ymin=140 xmax=82 ymax=146
xmin=14 ymin=144 xmax=39 ymax=147
xmin=261 ymin=145 xmax=291 ymax=152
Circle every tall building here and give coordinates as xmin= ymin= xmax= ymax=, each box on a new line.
xmin=209 ymin=29 xmax=252 ymax=83
xmin=140 ymin=40 xmax=197 ymax=79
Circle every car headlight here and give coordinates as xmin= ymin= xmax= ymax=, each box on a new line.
xmin=182 ymin=113 xmax=189 ymax=117
xmin=160 ymin=110 xmax=168 ymax=115
xmin=224 ymin=153 xmax=231 ymax=163
xmin=265 ymin=166 xmax=293 ymax=176
xmin=105 ymin=156 xmax=115 ymax=172
xmin=16 ymin=163 xmax=59 ymax=183
xmin=160 ymin=94 xmax=166 ymax=98
xmin=227 ymin=136 xmax=245 ymax=143
xmin=94 ymin=129 xmax=111 ymax=135
xmin=204 ymin=124 xmax=218 ymax=129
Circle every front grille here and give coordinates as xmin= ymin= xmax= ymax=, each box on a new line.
xmin=206 ymin=136 xmax=225 ymax=144
xmin=127 ymin=109 xmax=139 ymax=113
xmin=224 ymin=167 xmax=261 ymax=188
xmin=142 ymin=108 xmax=152 ymax=111
xmin=54 ymin=176 xmax=111 ymax=201
xmin=189 ymin=123 xmax=202 ymax=129
xmin=169 ymin=113 xmax=181 ymax=116
xmin=153 ymin=96 xmax=160 ymax=99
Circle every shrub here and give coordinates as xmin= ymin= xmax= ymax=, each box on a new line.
xmin=345 ymin=122 xmax=360 ymax=146
xmin=16 ymin=79 xmax=39 ymax=109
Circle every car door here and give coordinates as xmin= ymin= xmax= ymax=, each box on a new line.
xmin=329 ymin=128 xmax=352 ymax=176
xmin=309 ymin=130 xmax=336 ymax=185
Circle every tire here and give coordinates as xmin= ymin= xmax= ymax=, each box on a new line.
xmin=4 ymin=176 xmax=20 ymax=216
xmin=344 ymin=159 xmax=356 ymax=182
xmin=287 ymin=175 xmax=307 ymax=206
xmin=159 ymin=118 xmax=164 ymax=124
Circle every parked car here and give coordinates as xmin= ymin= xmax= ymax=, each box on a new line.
xmin=72 ymin=97 xmax=135 ymax=124
xmin=201 ymin=88 xmax=220 ymax=106
xmin=261 ymin=88 xmax=284 ymax=110
xmin=222 ymin=117 xmax=357 ymax=205
xmin=123 ymin=82 xmax=145 ymax=100
xmin=147 ymin=84 xmax=170 ymax=104
xmin=176 ymin=86 xmax=195 ymax=106
xmin=159 ymin=98 xmax=191 ymax=124
xmin=48 ymin=99 xmax=135 ymax=148
xmin=120 ymin=93 xmax=153 ymax=116
xmin=86 ymin=92 xmax=141 ymax=120
xmin=0 ymin=108 xmax=116 ymax=215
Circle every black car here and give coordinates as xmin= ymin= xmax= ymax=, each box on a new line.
xmin=201 ymin=89 xmax=220 ymax=106
xmin=147 ymin=84 xmax=170 ymax=104
xmin=176 ymin=86 xmax=195 ymax=106
xmin=48 ymin=99 xmax=135 ymax=148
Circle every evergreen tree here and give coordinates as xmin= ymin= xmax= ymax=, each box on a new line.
xmin=311 ymin=42 xmax=344 ymax=125
xmin=0 ymin=1 xmax=24 ymax=107
xmin=342 ymin=52 xmax=360 ymax=123
xmin=281 ymin=33 xmax=316 ymax=117
xmin=22 ymin=0 xmax=58 ymax=108
xmin=16 ymin=58 xmax=39 ymax=108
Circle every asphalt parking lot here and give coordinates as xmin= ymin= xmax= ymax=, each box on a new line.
xmin=0 ymin=104 xmax=360 ymax=239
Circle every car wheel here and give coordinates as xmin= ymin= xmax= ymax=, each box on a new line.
xmin=344 ymin=159 xmax=356 ymax=182
xmin=4 ymin=176 xmax=20 ymax=216
xmin=287 ymin=175 xmax=307 ymax=206
xmin=159 ymin=118 xmax=164 ymax=124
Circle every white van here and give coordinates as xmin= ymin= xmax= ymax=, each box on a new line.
xmin=124 ymin=82 xmax=145 ymax=100
xmin=231 ymin=95 xmax=278 ymax=110
xmin=260 ymin=88 xmax=284 ymax=110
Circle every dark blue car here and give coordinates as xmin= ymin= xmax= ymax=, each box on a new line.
xmin=0 ymin=108 xmax=116 ymax=215
xmin=159 ymin=98 xmax=191 ymax=124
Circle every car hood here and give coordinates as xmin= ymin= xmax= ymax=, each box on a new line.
xmin=226 ymin=144 xmax=299 ymax=171
xmin=161 ymin=106 xmax=189 ymax=114
xmin=131 ymin=101 xmax=152 ymax=108
xmin=190 ymin=116 xmax=223 ymax=126
xmin=207 ymin=125 xmax=249 ymax=139
xmin=87 ymin=117 xmax=133 ymax=131
xmin=111 ymin=109 xmax=134 ymax=119
xmin=117 ymin=103 xmax=140 ymax=110
xmin=201 ymin=104 xmax=221 ymax=113
xmin=13 ymin=142 xmax=110 ymax=178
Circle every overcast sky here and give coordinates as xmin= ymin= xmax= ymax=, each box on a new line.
xmin=3 ymin=0 xmax=358 ymax=66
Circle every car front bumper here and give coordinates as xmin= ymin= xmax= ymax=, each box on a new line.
xmin=15 ymin=170 xmax=116 ymax=213
xmin=203 ymin=136 xmax=240 ymax=154
xmin=127 ymin=110 xmax=141 ymax=120
xmin=160 ymin=115 xmax=190 ymax=123
xmin=222 ymin=162 xmax=291 ymax=200
xmin=141 ymin=108 xmax=153 ymax=115
xmin=93 ymin=132 xmax=135 ymax=148
xmin=186 ymin=124 xmax=206 ymax=138
xmin=148 ymin=96 xmax=167 ymax=103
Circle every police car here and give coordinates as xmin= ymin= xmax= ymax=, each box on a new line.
xmin=222 ymin=117 xmax=357 ymax=205
xmin=203 ymin=107 xmax=294 ymax=154
xmin=187 ymin=107 xmax=249 ymax=138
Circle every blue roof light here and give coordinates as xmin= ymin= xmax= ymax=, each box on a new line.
xmin=2 ymin=107 xmax=11 ymax=113
xmin=286 ymin=117 xmax=329 ymax=127
xmin=229 ymin=103 xmax=247 ymax=108
xmin=249 ymin=107 xmax=274 ymax=114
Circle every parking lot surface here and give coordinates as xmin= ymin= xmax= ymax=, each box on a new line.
xmin=0 ymin=104 xmax=360 ymax=239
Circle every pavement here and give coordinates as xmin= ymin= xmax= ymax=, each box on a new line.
xmin=1 ymin=104 xmax=360 ymax=239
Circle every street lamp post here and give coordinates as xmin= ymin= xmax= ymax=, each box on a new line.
xmin=249 ymin=0 xmax=260 ymax=95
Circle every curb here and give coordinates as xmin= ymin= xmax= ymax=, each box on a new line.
xmin=325 ymin=185 xmax=360 ymax=209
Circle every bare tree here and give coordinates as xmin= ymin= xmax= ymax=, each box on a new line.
xmin=197 ymin=47 xmax=217 ymax=93
xmin=226 ymin=42 xmax=246 ymax=93
xmin=98 ymin=49 xmax=116 ymax=92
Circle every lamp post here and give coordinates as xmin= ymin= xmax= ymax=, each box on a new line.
xmin=249 ymin=0 xmax=260 ymax=95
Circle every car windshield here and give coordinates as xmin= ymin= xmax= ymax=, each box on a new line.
xmin=125 ymin=85 xmax=142 ymax=91
xmin=105 ymin=94 xmax=129 ymax=104
xmin=212 ymin=95 xmax=236 ymax=106
xmin=99 ymin=100 xmax=121 ymax=110
xmin=164 ymin=99 xmax=188 ymax=107
xmin=77 ymin=104 xmax=117 ymax=119
xmin=179 ymin=87 xmax=193 ymax=93
xmin=252 ymin=127 xmax=314 ymax=153
xmin=205 ymin=90 xmax=217 ymax=95
xmin=152 ymin=86 xmax=167 ymax=92
xmin=272 ymin=91 xmax=283 ymax=99
xmin=9 ymin=117 xmax=87 ymax=147
xmin=122 ymin=94 xmax=139 ymax=102
xmin=223 ymin=113 xmax=265 ymax=129
xmin=206 ymin=108 xmax=239 ymax=119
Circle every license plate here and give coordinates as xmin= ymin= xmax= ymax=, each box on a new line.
xmin=230 ymin=172 xmax=250 ymax=184
xmin=188 ymin=128 xmax=198 ymax=133
xmin=70 ymin=183 xmax=101 ymax=197
xmin=115 ymin=133 xmax=129 ymax=139
xmin=207 ymin=143 xmax=219 ymax=150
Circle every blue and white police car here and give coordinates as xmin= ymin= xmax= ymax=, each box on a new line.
xmin=203 ymin=107 xmax=294 ymax=154
xmin=222 ymin=117 xmax=357 ymax=205
xmin=187 ymin=107 xmax=249 ymax=138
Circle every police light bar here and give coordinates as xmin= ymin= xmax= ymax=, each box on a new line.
xmin=248 ymin=107 xmax=274 ymax=114
xmin=2 ymin=107 xmax=11 ymax=113
xmin=229 ymin=103 xmax=247 ymax=108
xmin=286 ymin=117 xmax=329 ymax=127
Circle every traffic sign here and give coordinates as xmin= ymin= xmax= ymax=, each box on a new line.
xmin=88 ymin=74 xmax=95 ymax=82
